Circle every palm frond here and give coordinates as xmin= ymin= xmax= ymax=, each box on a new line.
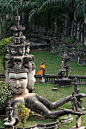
xmin=28 ymin=8 xmax=38 ymax=23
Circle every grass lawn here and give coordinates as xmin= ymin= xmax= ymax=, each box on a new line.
xmin=0 ymin=51 xmax=86 ymax=75
xmin=33 ymin=83 xmax=86 ymax=129
xmin=0 ymin=51 xmax=86 ymax=128
xmin=29 ymin=51 xmax=86 ymax=76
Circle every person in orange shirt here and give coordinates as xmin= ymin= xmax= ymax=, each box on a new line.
xmin=40 ymin=62 xmax=46 ymax=76
xmin=36 ymin=62 xmax=46 ymax=81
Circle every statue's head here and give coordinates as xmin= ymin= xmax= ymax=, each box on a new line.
xmin=6 ymin=68 xmax=35 ymax=94
xmin=9 ymin=72 xmax=28 ymax=94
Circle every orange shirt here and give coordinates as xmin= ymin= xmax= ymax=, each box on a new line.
xmin=40 ymin=64 xmax=46 ymax=71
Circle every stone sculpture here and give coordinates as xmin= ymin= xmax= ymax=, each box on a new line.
xmin=5 ymin=100 xmax=13 ymax=122
xmin=5 ymin=9 xmax=36 ymax=92
xmin=2 ymin=10 xmax=86 ymax=127
xmin=71 ymin=92 xmax=80 ymax=112
xmin=3 ymin=71 xmax=86 ymax=125
xmin=55 ymin=56 xmax=71 ymax=86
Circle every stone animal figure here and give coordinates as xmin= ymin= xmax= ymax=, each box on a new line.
xmin=1 ymin=71 xmax=86 ymax=125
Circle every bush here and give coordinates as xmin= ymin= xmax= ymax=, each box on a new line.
xmin=0 ymin=37 xmax=12 ymax=55
xmin=77 ymin=42 xmax=84 ymax=51
xmin=0 ymin=37 xmax=12 ymax=70
xmin=0 ymin=81 xmax=13 ymax=104
xmin=17 ymin=103 xmax=29 ymax=127
xmin=65 ymin=36 xmax=76 ymax=45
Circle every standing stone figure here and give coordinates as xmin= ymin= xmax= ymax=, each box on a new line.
xmin=71 ymin=92 xmax=79 ymax=112
xmin=5 ymin=100 xmax=13 ymax=122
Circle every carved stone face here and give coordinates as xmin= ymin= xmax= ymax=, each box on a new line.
xmin=16 ymin=38 xmax=20 ymax=44
xmin=11 ymin=47 xmax=17 ymax=55
xmin=26 ymin=46 xmax=30 ymax=54
xmin=9 ymin=73 xmax=27 ymax=94
xmin=23 ymin=57 xmax=33 ymax=68
xmin=5 ymin=56 xmax=13 ymax=68
xmin=19 ymin=31 xmax=23 ymax=37
xmin=18 ymin=46 xmax=25 ymax=55
xmin=20 ymin=36 xmax=26 ymax=43
xmin=13 ymin=57 xmax=23 ymax=69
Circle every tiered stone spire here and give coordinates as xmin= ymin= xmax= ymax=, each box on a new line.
xmin=5 ymin=9 xmax=36 ymax=91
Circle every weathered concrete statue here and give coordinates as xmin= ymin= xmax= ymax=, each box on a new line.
xmin=2 ymin=10 xmax=86 ymax=126
xmin=71 ymin=92 xmax=80 ymax=112
xmin=3 ymin=70 xmax=86 ymax=124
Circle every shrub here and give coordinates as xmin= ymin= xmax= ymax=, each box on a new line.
xmin=77 ymin=42 xmax=84 ymax=51
xmin=0 ymin=81 xmax=13 ymax=104
xmin=65 ymin=36 xmax=76 ymax=45
xmin=0 ymin=37 xmax=12 ymax=70
xmin=17 ymin=103 xmax=29 ymax=127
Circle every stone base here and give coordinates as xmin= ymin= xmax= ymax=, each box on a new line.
xmin=70 ymin=126 xmax=86 ymax=129
xmin=61 ymin=114 xmax=73 ymax=124
xmin=55 ymin=78 xmax=71 ymax=87
xmin=52 ymin=88 xmax=58 ymax=91
xmin=4 ymin=118 xmax=15 ymax=127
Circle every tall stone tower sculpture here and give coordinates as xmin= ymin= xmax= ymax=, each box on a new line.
xmin=5 ymin=10 xmax=36 ymax=92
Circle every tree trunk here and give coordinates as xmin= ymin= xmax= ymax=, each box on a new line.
xmin=1 ymin=16 xmax=3 ymax=39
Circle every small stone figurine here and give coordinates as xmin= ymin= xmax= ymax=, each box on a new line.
xmin=74 ymin=77 xmax=80 ymax=94
xmin=71 ymin=92 xmax=79 ymax=112
xmin=5 ymin=100 xmax=13 ymax=122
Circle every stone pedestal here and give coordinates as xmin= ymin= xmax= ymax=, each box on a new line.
xmin=61 ymin=114 xmax=73 ymax=124
xmin=70 ymin=115 xmax=86 ymax=129
xmin=76 ymin=115 xmax=82 ymax=128
xmin=52 ymin=88 xmax=58 ymax=91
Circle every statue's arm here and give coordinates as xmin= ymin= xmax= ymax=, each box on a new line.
xmin=25 ymin=95 xmax=86 ymax=119
xmin=35 ymin=94 xmax=72 ymax=109
xmin=35 ymin=93 xmax=86 ymax=109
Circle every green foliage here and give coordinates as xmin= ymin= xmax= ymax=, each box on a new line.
xmin=57 ymin=45 xmax=62 ymax=53
xmin=0 ymin=37 xmax=12 ymax=70
xmin=0 ymin=81 xmax=13 ymax=104
xmin=65 ymin=36 xmax=76 ymax=45
xmin=77 ymin=42 xmax=84 ymax=51
xmin=0 ymin=37 xmax=12 ymax=55
xmin=17 ymin=103 xmax=29 ymax=127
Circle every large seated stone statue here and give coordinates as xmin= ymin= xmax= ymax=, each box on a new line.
xmin=2 ymin=70 xmax=86 ymax=125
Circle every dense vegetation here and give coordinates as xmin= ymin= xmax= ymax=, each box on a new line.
xmin=0 ymin=0 xmax=86 ymax=39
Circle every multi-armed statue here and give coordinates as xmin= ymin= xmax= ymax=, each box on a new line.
xmin=1 ymin=11 xmax=86 ymax=128
xmin=5 ymin=9 xmax=36 ymax=93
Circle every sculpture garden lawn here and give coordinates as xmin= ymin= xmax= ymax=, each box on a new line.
xmin=0 ymin=51 xmax=86 ymax=76
xmin=0 ymin=83 xmax=86 ymax=129
xmin=0 ymin=51 xmax=86 ymax=129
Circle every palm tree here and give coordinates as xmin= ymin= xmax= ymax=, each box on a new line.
xmin=0 ymin=0 xmax=38 ymax=37
xmin=0 ymin=0 xmax=12 ymax=38
xmin=75 ymin=0 xmax=86 ymax=21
